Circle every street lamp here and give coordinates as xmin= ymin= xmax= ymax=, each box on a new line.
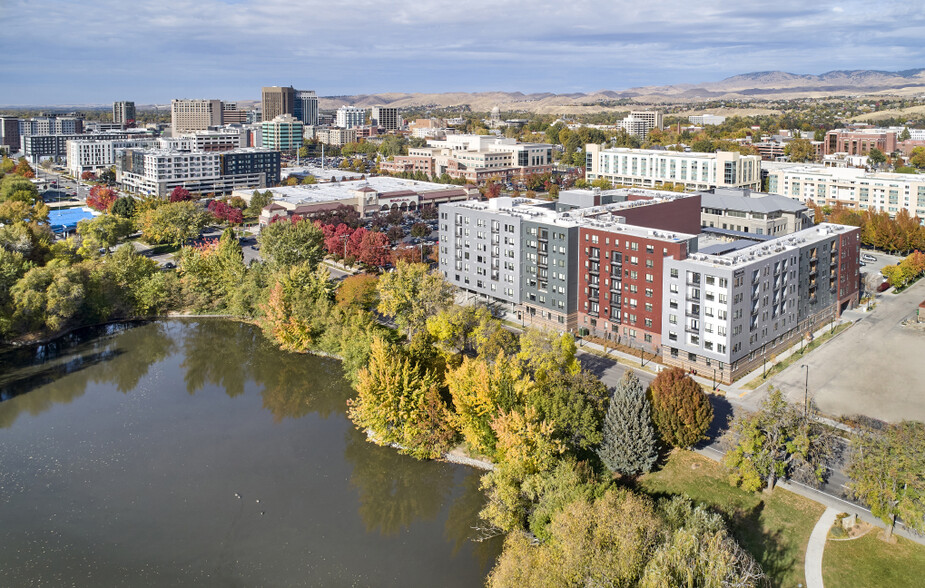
xmin=801 ymin=364 xmax=809 ymax=416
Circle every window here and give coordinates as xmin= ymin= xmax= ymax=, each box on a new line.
xmin=670 ymin=268 xmax=679 ymax=278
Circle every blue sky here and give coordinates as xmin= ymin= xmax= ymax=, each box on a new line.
xmin=1 ymin=0 xmax=923 ymax=106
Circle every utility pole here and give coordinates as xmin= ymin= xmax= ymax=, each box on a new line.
xmin=801 ymin=364 xmax=809 ymax=416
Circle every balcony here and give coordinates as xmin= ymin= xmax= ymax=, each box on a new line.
xmin=685 ymin=325 xmax=700 ymax=334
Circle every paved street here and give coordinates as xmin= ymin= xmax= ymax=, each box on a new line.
xmin=768 ymin=276 xmax=925 ymax=423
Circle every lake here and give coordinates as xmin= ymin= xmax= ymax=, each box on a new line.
xmin=0 ymin=319 xmax=499 ymax=587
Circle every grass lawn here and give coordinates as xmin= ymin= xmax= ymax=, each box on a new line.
xmin=823 ymin=531 xmax=925 ymax=588
xmin=638 ymin=450 xmax=824 ymax=588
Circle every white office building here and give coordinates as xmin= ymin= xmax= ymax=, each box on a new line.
xmin=66 ymin=137 xmax=157 ymax=176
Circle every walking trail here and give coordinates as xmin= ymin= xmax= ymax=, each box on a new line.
xmin=805 ymin=507 xmax=839 ymax=588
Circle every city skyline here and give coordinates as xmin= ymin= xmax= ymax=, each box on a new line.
xmin=2 ymin=0 xmax=924 ymax=105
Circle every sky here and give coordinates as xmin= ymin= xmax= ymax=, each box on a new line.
xmin=1 ymin=0 xmax=924 ymax=106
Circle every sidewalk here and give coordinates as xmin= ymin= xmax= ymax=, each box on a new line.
xmin=805 ymin=507 xmax=839 ymax=588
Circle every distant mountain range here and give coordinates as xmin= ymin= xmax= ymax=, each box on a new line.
xmin=314 ymin=69 xmax=925 ymax=113
xmin=6 ymin=69 xmax=925 ymax=112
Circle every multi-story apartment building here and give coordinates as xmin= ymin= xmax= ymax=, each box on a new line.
xmin=314 ymin=127 xmax=357 ymax=147
xmin=0 ymin=118 xmax=21 ymax=152
xmin=185 ymin=128 xmax=247 ymax=152
xmin=262 ymin=86 xmax=295 ymax=122
xmin=171 ymin=99 xmax=222 ymax=133
xmin=220 ymin=148 xmax=281 ymax=186
xmin=261 ymin=114 xmax=303 ymax=151
xmin=439 ymin=190 xmax=702 ymax=338
xmin=112 ymin=101 xmax=136 ymax=126
xmin=585 ymin=145 xmax=762 ymax=191
xmin=66 ymin=137 xmax=157 ymax=176
xmin=115 ymin=148 xmax=272 ymax=197
xmin=662 ymin=223 xmax=860 ymax=383
xmin=371 ymin=106 xmax=399 ymax=131
xmin=294 ymin=90 xmax=319 ymax=126
xmin=382 ymin=134 xmax=553 ymax=184
xmin=700 ymin=187 xmax=813 ymax=236
xmin=18 ymin=116 xmax=84 ymax=136
xmin=336 ymin=106 xmax=366 ymax=129
xmin=23 ymin=132 xmax=132 ymax=162
xmin=764 ymin=162 xmax=925 ymax=220
xmin=618 ymin=111 xmax=663 ymax=139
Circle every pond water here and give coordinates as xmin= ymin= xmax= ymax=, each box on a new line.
xmin=0 ymin=320 xmax=499 ymax=587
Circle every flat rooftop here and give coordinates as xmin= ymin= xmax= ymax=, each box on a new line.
xmin=683 ymin=223 xmax=857 ymax=268
xmin=256 ymin=176 xmax=466 ymax=206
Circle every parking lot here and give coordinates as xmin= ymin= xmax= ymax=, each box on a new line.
xmin=767 ymin=266 xmax=925 ymax=423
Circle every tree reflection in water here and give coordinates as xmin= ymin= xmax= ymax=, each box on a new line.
xmin=0 ymin=322 xmax=176 ymax=428
xmin=443 ymin=469 xmax=503 ymax=570
xmin=344 ymin=426 xmax=452 ymax=536
xmin=178 ymin=319 xmax=350 ymax=420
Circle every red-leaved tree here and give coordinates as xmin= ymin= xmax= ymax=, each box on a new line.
xmin=208 ymin=200 xmax=244 ymax=225
xmin=87 ymin=185 xmax=118 ymax=212
xmin=322 ymin=223 xmax=355 ymax=258
xmin=169 ymin=186 xmax=193 ymax=202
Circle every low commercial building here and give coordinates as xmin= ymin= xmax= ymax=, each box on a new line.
xmin=824 ymin=128 xmax=897 ymax=156
xmin=585 ymin=145 xmax=762 ymax=191
xmin=688 ymin=114 xmax=726 ymax=126
xmin=662 ymin=223 xmax=861 ymax=383
xmin=250 ymin=176 xmax=477 ymax=225
xmin=699 ymin=187 xmax=813 ymax=236
xmin=764 ymin=162 xmax=925 ymax=220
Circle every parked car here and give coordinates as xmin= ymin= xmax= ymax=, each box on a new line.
xmin=877 ymin=280 xmax=892 ymax=293
xmin=862 ymin=254 xmax=877 ymax=262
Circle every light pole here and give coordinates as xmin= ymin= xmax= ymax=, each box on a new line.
xmin=712 ymin=368 xmax=716 ymax=391
xmin=801 ymin=364 xmax=809 ymax=416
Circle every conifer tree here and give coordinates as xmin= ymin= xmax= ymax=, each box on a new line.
xmin=597 ymin=371 xmax=658 ymax=476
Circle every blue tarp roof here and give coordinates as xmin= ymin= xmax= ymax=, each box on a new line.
xmin=48 ymin=207 xmax=97 ymax=233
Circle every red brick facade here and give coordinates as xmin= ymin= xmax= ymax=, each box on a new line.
xmin=576 ymin=227 xmax=690 ymax=352
xmin=837 ymin=227 xmax=862 ymax=313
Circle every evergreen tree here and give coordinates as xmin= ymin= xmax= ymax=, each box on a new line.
xmin=597 ymin=371 xmax=658 ymax=476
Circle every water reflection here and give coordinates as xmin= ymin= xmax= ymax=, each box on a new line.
xmin=0 ymin=322 xmax=176 ymax=428
xmin=0 ymin=319 xmax=351 ymax=427
xmin=344 ymin=426 xmax=453 ymax=536
xmin=177 ymin=319 xmax=349 ymax=419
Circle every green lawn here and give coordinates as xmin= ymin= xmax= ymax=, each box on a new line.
xmin=823 ymin=531 xmax=925 ymax=588
xmin=638 ymin=450 xmax=824 ymax=588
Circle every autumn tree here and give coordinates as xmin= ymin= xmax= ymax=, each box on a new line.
xmin=648 ymin=367 xmax=713 ymax=448
xmin=335 ymin=273 xmax=379 ymax=311
xmin=139 ymin=201 xmax=211 ymax=247
xmin=168 ymin=186 xmax=193 ymax=202
xmin=258 ymin=217 xmax=325 ymax=269
xmin=410 ymin=222 xmax=430 ymax=238
xmin=348 ymin=227 xmax=391 ymax=267
xmin=847 ymin=421 xmax=925 ymax=539
xmin=376 ymin=260 xmax=454 ymax=337
xmin=784 ymin=138 xmax=815 ymax=162
xmin=516 ymin=328 xmax=580 ymax=380
xmin=347 ymin=337 xmax=457 ymax=459
xmin=724 ymin=388 xmax=834 ymax=492
xmin=76 ymin=214 xmax=134 ymax=255
xmin=86 ymin=185 xmax=118 ymax=212
xmin=247 ymin=190 xmax=273 ymax=216
xmin=526 ymin=370 xmax=609 ymax=453
xmin=447 ymin=355 xmax=531 ymax=457
xmin=598 ymin=371 xmax=658 ymax=475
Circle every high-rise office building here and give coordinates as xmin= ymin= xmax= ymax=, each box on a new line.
xmin=171 ymin=99 xmax=222 ymax=133
xmin=1 ymin=118 xmax=22 ymax=152
xmin=371 ymin=106 xmax=399 ymax=131
xmin=262 ymin=86 xmax=296 ymax=122
xmin=293 ymin=90 xmax=319 ymax=126
xmin=261 ymin=114 xmax=304 ymax=151
xmin=113 ymin=101 xmax=136 ymax=126
xmin=336 ymin=105 xmax=366 ymax=129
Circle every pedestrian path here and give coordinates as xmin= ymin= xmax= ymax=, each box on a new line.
xmin=805 ymin=507 xmax=839 ymax=588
